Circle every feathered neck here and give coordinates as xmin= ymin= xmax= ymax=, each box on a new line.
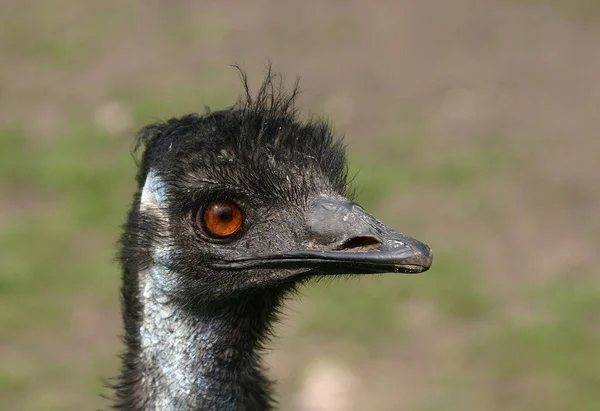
xmin=113 ymin=263 xmax=287 ymax=411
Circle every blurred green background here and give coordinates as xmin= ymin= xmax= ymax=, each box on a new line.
xmin=1 ymin=1 xmax=599 ymax=410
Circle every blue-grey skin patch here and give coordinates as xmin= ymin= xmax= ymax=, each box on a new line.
xmin=141 ymin=170 xmax=168 ymax=210
xmin=154 ymin=245 xmax=173 ymax=268
xmin=139 ymin=266 xmax=234 ymax=410
xmin=138 ymin=171 xmax=237 ymax=410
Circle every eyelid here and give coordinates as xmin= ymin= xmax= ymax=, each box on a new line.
xmin=188 ymin=187 xmax=247 ymax=210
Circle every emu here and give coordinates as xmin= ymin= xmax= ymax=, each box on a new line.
xmin=113 ymin=70 xmax=433 ymax=410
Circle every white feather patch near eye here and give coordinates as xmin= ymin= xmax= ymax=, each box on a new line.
xmin=141 ymin=170 xmax=167 ymax=211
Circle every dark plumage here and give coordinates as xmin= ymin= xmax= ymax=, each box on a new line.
xmin=113 ymin=68 xmax=433 ymax=410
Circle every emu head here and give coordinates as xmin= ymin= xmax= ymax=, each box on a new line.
xmin=126 ymin=74 xmax=433 ymax=307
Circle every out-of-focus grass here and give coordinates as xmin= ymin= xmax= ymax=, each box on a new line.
xmin=296 ymin=123 xmax=600 ymax=410
xmin=0 ymin=120 xmax=131 ymax=330
xmin=0 ymin=68 xmax=235 ymax=409
xmin=1 ymin=2 xmax=600 ymax=409
xmin=296 ymin=126 xmax=507 ymax=347
xmin=465 ymin=276 xmax=600 ymax=411
xmin=0 ymin=72 xmax=233 ymax=331
xmin=2 ymin=95 xmax=599 ymax=410
xmin=300 ymin=250 xmax=490 ymax=346
xmin=0 ymin=2 xmax=134 ymax=67
xmin=518 ymin=0 xmax=600 ymax=21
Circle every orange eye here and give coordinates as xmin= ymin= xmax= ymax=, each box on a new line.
xmin=198 ymin=200 xmax=243 ymax=238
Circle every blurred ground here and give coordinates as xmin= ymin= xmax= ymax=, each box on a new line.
xmin=1 ymin=1 xmax=599 ymax=410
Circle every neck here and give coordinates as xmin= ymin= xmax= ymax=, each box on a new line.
xmin=114 ymin=265 xmax=285 ymax=411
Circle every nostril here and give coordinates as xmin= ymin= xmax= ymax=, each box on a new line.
xmin=336 ymin=236 xmax=383 ymax=252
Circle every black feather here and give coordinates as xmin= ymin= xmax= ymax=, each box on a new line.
xmin=111 ymin=68 xmax=351 ymax=410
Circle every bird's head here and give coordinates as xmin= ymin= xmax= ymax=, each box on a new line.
xmin=125 ymin=72 xmax=432 ymax=306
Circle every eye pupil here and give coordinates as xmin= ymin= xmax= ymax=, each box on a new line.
xmin=214 ymin=205 xmax=233 ymax=222
xmin=198 ymin=200 xmax=243 ymax=238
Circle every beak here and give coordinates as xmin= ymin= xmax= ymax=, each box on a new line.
xmin=217 ymin=196 xmax=433 ymax=275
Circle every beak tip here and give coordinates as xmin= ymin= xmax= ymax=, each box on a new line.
xmin=415 ymin=245 xmax=434 ymax=273
xmin=408 ymin=241 xmax=433 ymax=271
